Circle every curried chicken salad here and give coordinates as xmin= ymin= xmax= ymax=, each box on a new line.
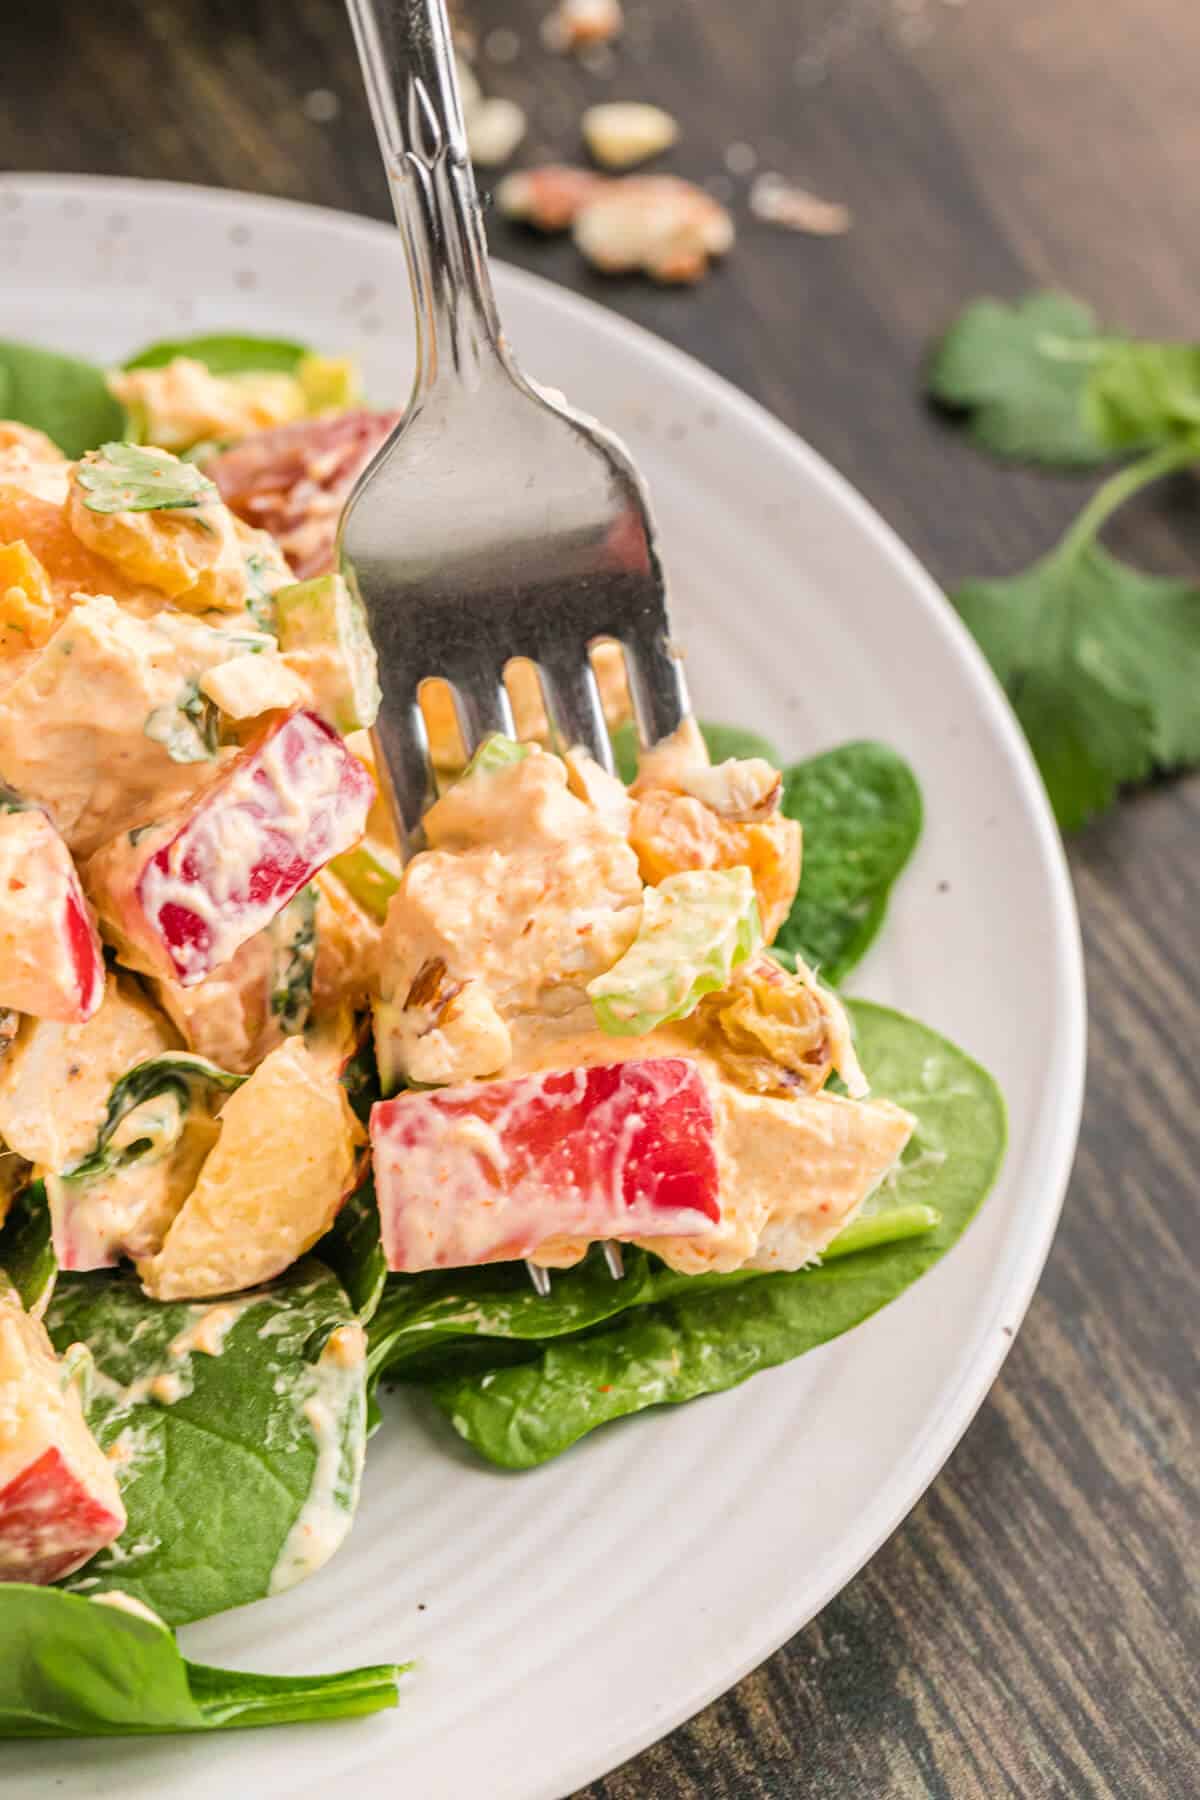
xmin=0 ymin=330 xmax=1005 ymax=1736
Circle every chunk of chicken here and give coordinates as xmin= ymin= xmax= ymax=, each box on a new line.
xmin=374 ymin=749 xmax=643 ymax=1087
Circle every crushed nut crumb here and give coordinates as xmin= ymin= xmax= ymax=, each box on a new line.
xmin=582 ymin=101 xmax=679 ymax=170
xmin=749 ymin=174 xmax=852 ymax=235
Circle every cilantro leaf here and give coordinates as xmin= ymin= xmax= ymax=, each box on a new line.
xmin=1085 ymin=342 xmax=1200 ymax=450
xmin=142 ymin=679 xmax=221 ymax=764
xmin=954 ymin=539 xmax=1200 ymax=830
xmin=77 ymin=442 xmax=219 ymax=515
xmin=927 ymin=293 xmax=1113 ymax=467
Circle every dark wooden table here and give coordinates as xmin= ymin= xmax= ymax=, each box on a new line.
xmin=5 ymin=1 xmax=1197 ymax=1792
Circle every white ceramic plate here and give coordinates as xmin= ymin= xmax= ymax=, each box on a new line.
xmin=2 ymin=176 xmax=1085 ymax=1800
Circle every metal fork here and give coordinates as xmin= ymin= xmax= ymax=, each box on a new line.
xmin=341 ymin=0 xmax=692 ymax=1293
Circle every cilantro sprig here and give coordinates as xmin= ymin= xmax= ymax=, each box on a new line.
xmin=76 ymin=441 xmax=219 ymax=514
xmin=930 ymin=291 xmax=1200 ymax=830
xmin=952 ymin=436 xmax=1200 ymax=830
xmin=928 ymin=292 xmax=1200 ymax=470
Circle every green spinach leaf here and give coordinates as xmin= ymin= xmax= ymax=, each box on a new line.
xmin=0 ymin=1586 xmax=403 ymax=1737
xmin=321 ymin=1178 xmax=388 ymax=1325
xmin=425 ymin=1001 xmax=1005 ymax=1468
xmin=46 ymin=1261 xmax=367 ymax=1625
xmin=0 ymin=340 xmax=125 ymax=459
xmin=0 ymin=1178 xmax=56 ymax=1314
xmin=61 ymin=1054 xmax=245 ymax=1190
xmin=368 ymin=1246 xmax=663 ymax=1389
xmin=122 ymin=334 xmax=310 ymax=376
xmin=774 ymin=741 xmax=922 ymax=981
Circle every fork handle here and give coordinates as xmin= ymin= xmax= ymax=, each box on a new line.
xmin=345 ymin=0 xmax=502 ymax=398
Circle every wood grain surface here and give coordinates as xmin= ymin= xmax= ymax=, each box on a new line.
xmin=3 ymin=1 xmax=1198 ymax=1793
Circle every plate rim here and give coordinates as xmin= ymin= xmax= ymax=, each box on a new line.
xmin=2 ymin=172 xmax=1088 ymax=1796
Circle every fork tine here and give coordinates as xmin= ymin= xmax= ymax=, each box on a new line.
xmin=454 ymin=673 xmax=517 ymax=755
xmin=525 ymin=1260 xmax=552 ymax=1297
xmin=538 ymin=649 xmax=615 ymax=772
xmin=602 ymin=1241 xmax=626 ymax=1280
xmin=621 ymin=624 xmax=691 ymax=753
xmin=372 ymin=686 xmax=438 ymax=842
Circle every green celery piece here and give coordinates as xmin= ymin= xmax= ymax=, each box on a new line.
xmin=329 ymin=840 xmax=401 ymax=921
xmin=122 ymin=333 xmax=310 ymax=376
xmin=274 ymin=572 xmax=381 ymax=732
xmin=0 ymin=1586 xmax=403 ymax=1737
xmin=588 ymin=866 xmax=763 ymax=1036
xmin=0 ymin=339 xmax=125 ymax=458
xmin=46 ymin=1262 xmax=366 ymax=1625
xmin=462 ymin=733 xmax=534 ymax=779
xmin=775 ymin=741 xmax=923 ymax=982
xmin=0 ymin=1180 xmax=56 ymax=1315
xmin=76 ymin=443 xmax=219 ymax=515
xmin=928 ymin=292 xmax=1112 ymax=467
xmin=426 ymin=1000 xmax=1006 ymax=1468
xmin=952 ymin=441 xmax=1200 ymax=831
xmin=819 ymin=1202 xmax=940 ymax=1259
xmin=298 ymin=353 xmax=363 ymax=412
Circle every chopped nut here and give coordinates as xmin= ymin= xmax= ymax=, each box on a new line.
xmin=543 ymin=0 xmax=624 ymax=53
xmin=466 ymin=95 xmax=528 ymax=167
xmin=573 ymin=175 xmax=734 ymax=283
xmin=582 ymin=101 xmax=679 ymax=170
xmin=496 ymin=163 xmax=609 ymax=231
xmin=749 ymin=175 xmax=852 ymax=236
xmin=405 ymin=956 xmax=464 ymax=1020
xmin=677 ymin=758 xmax=782 ymax=822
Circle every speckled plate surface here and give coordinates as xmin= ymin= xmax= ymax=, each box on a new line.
xmin=2 ymin=175 xmax=1085 ymax=1800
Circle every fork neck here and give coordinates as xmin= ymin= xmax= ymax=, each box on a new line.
xmin=345 ymin=0 xmax=503 ymax=399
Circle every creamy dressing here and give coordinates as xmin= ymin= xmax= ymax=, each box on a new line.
xmin=267 ymin=1321 xmax=366 ymax=1595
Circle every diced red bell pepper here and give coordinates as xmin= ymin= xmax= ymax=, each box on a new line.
xmin=0 ymin=1296 xmax=126 ymax=1584
xmin=88 ymin=708 xmax=375 ymax=986
xmin=0 ymin=809 xmax=104 ymax=1022
xmin=0 ymin=1448 xmax=127 ymax=1586
xmin=371 ymin=1057 xmax=720 ymax=1273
